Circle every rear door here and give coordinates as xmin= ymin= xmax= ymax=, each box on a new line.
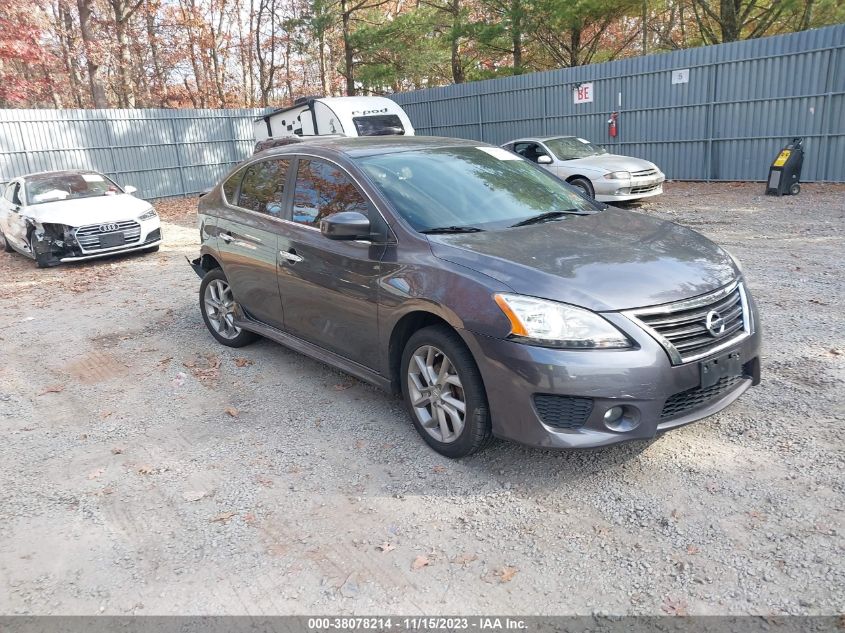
xmin=215 ymin=158 xmax=291 ymax=330
xmin=275 ymin=156 xmax=387 ymax=369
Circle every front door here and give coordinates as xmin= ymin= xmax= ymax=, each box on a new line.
xmin=215 ymin=158 xmax=290 ymax=330
xmin=276 ymin=157 xmax=386 ymax=370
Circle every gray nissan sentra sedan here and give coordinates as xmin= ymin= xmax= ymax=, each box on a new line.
xmin=190 ymin=136 xmax=761 ymax=458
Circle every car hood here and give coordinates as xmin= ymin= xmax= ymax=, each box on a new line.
xmin=562 ymin=153 xmax=657 ymax=174
xmin=427 ymin=208 xmax=738 ymax=311
xmin=24 ymin=194 xmax=151 ymax=226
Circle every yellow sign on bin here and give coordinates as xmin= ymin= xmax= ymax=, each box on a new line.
xmin=773 ymin=150 xmax=791 ymax=167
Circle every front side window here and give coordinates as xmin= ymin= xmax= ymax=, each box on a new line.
xmin=352 ymin=115 xmax=405 ymax=136
xmin=291 ymin=159 xmax=370 ymax=227
xmin=237 ymin=159 xmax=289 ymax=215
xmin=4 ymin=182 xmax=19 ymax=204
xmin=513 ymin=142 xmax=545 ymax=163
xmin=356 ymin=146 xmax=599 ymax=232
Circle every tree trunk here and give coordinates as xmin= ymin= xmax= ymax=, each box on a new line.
xmin=77 ymin=0 xmax=108 ymax=107
xmin=57 ymin=0 xmax=86 ymax=107
xmin=450 ymin=0 xmax=464 ymax=83
xmin=114 ymin=10 xmax=135 ymax=107
xmin=341 ymin=0 xmax=355 ymax=95
xmin=720 ymin=0 xmax=740 ymax=41
xmin=511 ymin=0 xmax=522 ymax=73
xmin=145 ymin=0 xmax=168 ymax=106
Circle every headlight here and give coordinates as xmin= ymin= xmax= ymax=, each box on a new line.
xmin=138 ymin=207 xmax=158 ymax=221
xmin=603 ymin=171 xmax=631 ymax=180
xmin=493 ymin=293 xmax=632 ymax=349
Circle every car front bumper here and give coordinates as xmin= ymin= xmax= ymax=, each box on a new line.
xmin=459 ymin=308 xmax=761 ymax=449
xmin=595 ymin=181 xmax=664 ymax=202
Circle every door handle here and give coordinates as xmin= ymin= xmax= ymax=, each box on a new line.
xmin=220 ymin=232 xmax=234 ymax=243
xmin=279 ymin=250 xmax=303 ymax=263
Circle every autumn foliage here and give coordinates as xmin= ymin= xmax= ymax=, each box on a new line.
xmin=0 ymin=0 xmax=842 ymax=108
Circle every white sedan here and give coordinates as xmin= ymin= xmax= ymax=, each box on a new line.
xmin=0 ymin=170 xmax=161 ymax=268
xmin=502 ymin=136 xmax=665 ymax=202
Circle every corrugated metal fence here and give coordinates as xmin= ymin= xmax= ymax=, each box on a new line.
xmin=391 ymin=25 xmax=845 ymax=182
xmin=0 ymin=108 xmax=266 ymax=199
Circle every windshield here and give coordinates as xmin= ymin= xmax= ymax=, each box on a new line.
xmin=26 ymin=172 xmax=121 ymax=205
xmin=356 ymin=146 xmax=599 ymax=232
xmin=545 ymin=137 xmax=607 ymax=160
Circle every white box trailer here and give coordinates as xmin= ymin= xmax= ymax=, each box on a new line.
xmin=253 ymin=96 xmax=415 ymax=141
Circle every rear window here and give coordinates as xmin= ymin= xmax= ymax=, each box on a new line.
xmin=352 ymin=115 xmax=405 ymax=136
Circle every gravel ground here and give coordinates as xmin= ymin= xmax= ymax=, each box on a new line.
xmin=0 ymin=182 xmax=843 ymax=616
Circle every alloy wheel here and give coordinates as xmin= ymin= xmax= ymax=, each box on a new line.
xmin=204 ymin=279 xmax=241 ymax=339
xmin=407 ymin=345 xmax=466 ymax=443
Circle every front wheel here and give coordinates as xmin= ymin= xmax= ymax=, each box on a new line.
xmin=568 ymin=176 xmax=595 ymax=198
xmin=790 ymin=183 xmax=801 ymax=195
xmin=0 ymin=230 xmax=13 ymax=253
xmin=400 ymin=325 xmax=493 ymax=458
xmin=199 ymin=268 xmax=257 ymax=347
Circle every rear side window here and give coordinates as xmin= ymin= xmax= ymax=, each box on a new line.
xmin=237 ymin=159 xmax=289 ymax=216
xmin=291 ymin=159 xmax=370 ymax=227
xmin=352 ymin=115 xmax=405 ymax=136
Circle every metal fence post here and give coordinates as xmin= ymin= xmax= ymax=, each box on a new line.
xmin=102 ymin=111 xmax=120 ymax=181
xmin=820 ymin=47 xmax=838 ymax=183
xmin=15 ymin=120 xmax=33 ymax=173
xmin=169 ymin=116 xmax=189 ymax=197
xmin=705 ymin=61 xmax=718 ymax=182
xmin=477 ymin=95 xmax=484 ymax=141
xmin=227 ymin=114 xmax=239 ymax=165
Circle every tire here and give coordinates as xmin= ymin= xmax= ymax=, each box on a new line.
xmin=145 ymin=244 xmax=160 ymax=253
xmin=199 ymin=267 xmax=257 ymax=348
xmin=400 ymin=325 xmax=493 ymax=458
xmin=568 ymin=177 xmax=595 ymax=198
xmin=790 ymin=183 xmax=801 ymax=195
xmin=0 ymin=230 xmax=13 ymax=253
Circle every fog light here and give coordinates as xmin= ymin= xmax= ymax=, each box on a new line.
xmin=603 ymin=405 xmax=640 ymax=432
xmin=604 ymin=406 xmax=624 ymax=424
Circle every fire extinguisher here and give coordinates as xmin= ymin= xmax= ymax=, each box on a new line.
xmin=608 ymin=112 xmax=618 ymax=138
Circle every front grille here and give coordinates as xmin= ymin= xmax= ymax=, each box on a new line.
xmin=660 ymin=375 xmax=745 ymax=419
xmin=626 ymin=281 xmax=750 ymax=364
xmin=533 ymin=395 xmax=593 ymax=429
xmin=632 ymin=168 xmax=658 ymax=178
xmin=75 ymin=220 xmax=141 ymax=252
xmin=631 ymin=183 xmax=661 ymax=194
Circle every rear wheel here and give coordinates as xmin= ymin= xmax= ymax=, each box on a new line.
xmin=789 ymin=183 xmax=801 ymax=195
xmin=400 ymin=325 xmax=492 ymax=458
xmin=199 ymin=268 xmax=257 ymax=347
xmin=568 ymin=177 xmax=595 ymax=198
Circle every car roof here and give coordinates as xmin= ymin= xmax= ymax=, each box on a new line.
xmin=253 ymin=135 xmax=485 ymax=159
xmin=505 ymin=136 xmax=576 ymax=144
xmin=18 ymin=169 xmax=104 ymax=181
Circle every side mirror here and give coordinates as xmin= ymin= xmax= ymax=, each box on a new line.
xmin=320 ymin=211 xmax=371 ymax=241
xmin=537 ymin=155 xmax=553 ymax=165
xmin=124 ymin=185 xmax=137 ymax=195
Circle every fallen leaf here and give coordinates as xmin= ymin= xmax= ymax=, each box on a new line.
xmin=210 ymin=511 xmax=236 ymax=524
xmin=37 ymin=385 xmax=64 ymax=396
xmin=137 ymin=465 xmax=155 ymax=475
xmin=452 ymin=552 xmax=478 ymax=566
xmin=432 ymin=465 xmax=447 ymax=474
xmin=661 ymin=596 xmax=688 ymax=616
xmin=243 ymin=512 xmax=257 ymax=525
xmin=100 ymin=411 xmax=114 ymax=419
xmin=234 ymin=357 xmax=253 ymax=367
xmin=497 ymin=566 xmax=518 ymax=583
xmin=182 ymin=490 xmax=206 ymax=502
xmin=377 ymin=542 xmax=396 ymax=553
xmin=256 ymin=475 xmax=274 ymax=488
xmin=334 ymin=381 xmax=355 ymax=391
xmin=224 ymin=406 xmax=239 ymax=418
xmin=411 ymin=555 xmax=430 ymax=570
xmin=87 ymin=468 xmax=105 ymax=480
xmin=355 ymin=440 xmax=366 ymax=449
xmin=829 ymin=348 xmax=842 ymax=356
xmin=686 ymin=545 xmax=700 ymax=555
xmin=593 ymin=524 xmax=610 ymax=536
xmin=158 ymin=357 xmax=173 ymax=366
xmin=111 ymin=447 xmax=124 ymax=455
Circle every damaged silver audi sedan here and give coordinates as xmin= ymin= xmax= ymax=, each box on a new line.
xmin=0 ymin=170 xmax=162 ymax=267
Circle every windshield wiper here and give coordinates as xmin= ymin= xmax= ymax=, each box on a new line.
xmin=420 ymin=226 xmax=485 ymax=234
xmin=510 ymin=210 xmax=591 ymax=227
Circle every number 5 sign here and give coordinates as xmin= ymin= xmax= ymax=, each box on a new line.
xmin=573 ymin=82 xmax=594 ymax=104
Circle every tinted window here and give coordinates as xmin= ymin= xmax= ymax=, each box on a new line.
xmin=292 ymin=159 xmax=369 ymax=227
xmin=237 ymin=159 xmax=289 ymax=215
xmin=356 ymin=146 xmax=598 ymax=232
xmin=352 ymin=115 xmax=404 ymax=136
xmin=222 ymin=168 xmax=245 ymax=204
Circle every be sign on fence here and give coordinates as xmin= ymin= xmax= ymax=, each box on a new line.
xmin=573 ymin=82 xmax=594 ymax=104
